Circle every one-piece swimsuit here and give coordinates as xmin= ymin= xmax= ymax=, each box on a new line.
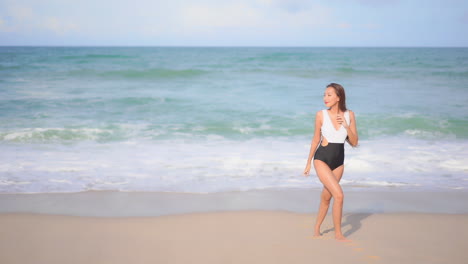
xmin=314 ymin=110 xmax=350 ymax=170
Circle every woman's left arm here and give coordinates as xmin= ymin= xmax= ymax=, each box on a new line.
xmin=344 ymin=111 xmax=358 ymax=147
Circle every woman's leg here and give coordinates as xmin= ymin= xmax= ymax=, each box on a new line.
xmin=314 ymin=186 xmax=331 ymax=236
xmin=314 ymin=165 xmax=344 ymax=236
xmin=313 ymin=160 xmax=348 ymax=241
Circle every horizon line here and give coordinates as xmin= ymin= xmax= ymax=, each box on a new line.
xmin=0 ymin=45 xmax=467 ymax=48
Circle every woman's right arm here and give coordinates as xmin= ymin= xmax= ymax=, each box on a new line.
xmin=303 ymin=111 xmax=322 ymax=176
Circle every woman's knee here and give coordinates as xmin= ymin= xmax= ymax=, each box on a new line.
xmin=321 ymin=192 xmax=332 ymax=204
xmin=334 ymin=192 xmax=344 ymax=203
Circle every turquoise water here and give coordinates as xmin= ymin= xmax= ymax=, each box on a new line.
xmin=1 ymin=47 xmax=467 ymax=193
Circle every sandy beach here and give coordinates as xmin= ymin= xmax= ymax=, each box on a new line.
xmin=0 ymin=211 xmax=467 ymax=264
xmin=1 ymin=189 xmax=468 ymax=263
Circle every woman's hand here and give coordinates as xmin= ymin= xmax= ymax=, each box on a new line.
xmin=336 ymin=114 xmax=349 ymax=129
xmin=303 ymin=163 xmax=311 ymax=177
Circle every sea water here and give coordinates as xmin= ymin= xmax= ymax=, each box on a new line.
xmin=0 ymin=47 xmax=467 ymax=193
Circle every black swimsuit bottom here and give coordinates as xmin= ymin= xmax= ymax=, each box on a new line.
xmin=314 ymin=143 xmax=345 ymax=171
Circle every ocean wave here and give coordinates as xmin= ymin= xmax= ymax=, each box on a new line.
xmin=1 ymin=127 xmax=118 ymax=143
xmin=109 ymin=96 xmax=175 ymax=106
xmin=236 ymin=52 xmax=298 ymax=63
xmin=1 ymin=113 xmax=465 ymax=143
xmin=0 ymin=65 xmax=24 ymax=71
xmin=99 ymin=68 xmax=208 ymax=79
xmin=340 ymin=179 xmax=418 ymax=188
xmin=61 ymin=54 xmax=135 ymax=60
xmin=0 ymin=96 xmax=172 ymax=115
xmin=0 ymin=180 xmax=31 ymax=186
xmin=359 ymin=114 xmax=467 ymax=140
xmin=1 ymin=137 xmax=467 ymax=193
xmin=429 ymin=70 xmax=468 ymax=77
xmin=236 ymin=67 xmax=383 ymax=79
xmin=65 ymin=67 xmax=208 ymax=80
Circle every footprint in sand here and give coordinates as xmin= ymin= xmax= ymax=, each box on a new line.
xmin=364 ymin=255 xmax=381 ymax=262
xmin=342 ymin=242 xmax=381 ymax=262
xmin=311 ymin=235 xmax=331 ymax=240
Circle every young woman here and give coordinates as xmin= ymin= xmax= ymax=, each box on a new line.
xmin=303 ymin=83 xmax=358 ymax=242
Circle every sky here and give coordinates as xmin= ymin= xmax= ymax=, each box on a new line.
xmin=0 ymin=0 xmax=467 ymax=47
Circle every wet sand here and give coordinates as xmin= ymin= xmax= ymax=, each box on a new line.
xmin=1 ymin=189 xmax=467 ymax=217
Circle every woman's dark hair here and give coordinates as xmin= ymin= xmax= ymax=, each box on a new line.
xmin=327 ymin=83 xmax=355 ymax=146
xmin=327 ymin=83 xmax=347 ymax=112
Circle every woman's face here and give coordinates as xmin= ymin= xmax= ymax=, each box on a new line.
xmin=323 ymin=87 xmax=340 ymax=108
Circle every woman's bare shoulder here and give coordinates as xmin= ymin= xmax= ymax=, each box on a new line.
xmin=315 ymin=110 xmax=324 ymax=123
xmin=347 ymin=110 xmax=357 ymax=123
xmin=315 ymin=110 xmax=324 ymax=118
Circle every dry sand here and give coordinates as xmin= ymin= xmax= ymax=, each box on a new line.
xmin=0 ymin=211 xmax=467 ymax=264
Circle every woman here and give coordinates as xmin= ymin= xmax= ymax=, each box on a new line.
xmin=303 ymin=83 xmax=358 ymax=241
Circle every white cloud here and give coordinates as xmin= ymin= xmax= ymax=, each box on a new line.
xmin=0 ymin=17 xmax=8 ymax=32
xmin=0 ymin=2 xmax=80 ymax=35
xmin=172 ymin=0 xmax=335 ymax=36
xmin=0 ymin=0 xmax=338 ymax=39
xmin=179 ymin=3 xmax=269 ymax=33
xmin=261 ymin=0 xmax=315 ymax=13
xmin=7 ymin=4 xmax=33 ymax=21
xmin=328 ymin=0 xmax=400 ymax=7
xmin=42 ymin=17 xmax=79 ymax=35
xmin=280 ymin=4 xmax=333 ymax=28
xmin=355 ymin=0 xmax=400 ymax=6
xmin=0 ymin=4 xmax=34 ymax=32
xmin=4 ymin=0 xmax=462 ymax=46
xmin=337 ymin=23 xmax=352 ymax=29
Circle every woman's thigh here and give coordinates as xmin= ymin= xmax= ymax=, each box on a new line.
xmin=314 ymin=160 xmax=343 ymax=197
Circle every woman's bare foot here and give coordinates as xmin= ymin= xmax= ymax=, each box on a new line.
xmin=335 ymin=234 xmax=351 ymax=242
xmin=314 ymin=227 xmax=322 ymax=236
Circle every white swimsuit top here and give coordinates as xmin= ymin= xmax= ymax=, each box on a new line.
xmin=321 ymin=109 xmax=350 ymax=143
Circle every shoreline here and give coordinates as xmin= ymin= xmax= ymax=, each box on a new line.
xmin=1 ymin=211 xmax=467 ymax=264
xmin=1 ymin=188 xmax=467 ymax=217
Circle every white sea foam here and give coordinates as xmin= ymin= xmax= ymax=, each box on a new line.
xmin=49 ymin=179 xmax=73 ymax=184
xmin=0 ymin=136 xmax=467 ymax=193
xmin=0 ymin=180 xmax=31 ymax=186
xmin=403 ymin=129 xmax=449 ymax=139
xmin=2 ymin=127 xmax=114 ymax=142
